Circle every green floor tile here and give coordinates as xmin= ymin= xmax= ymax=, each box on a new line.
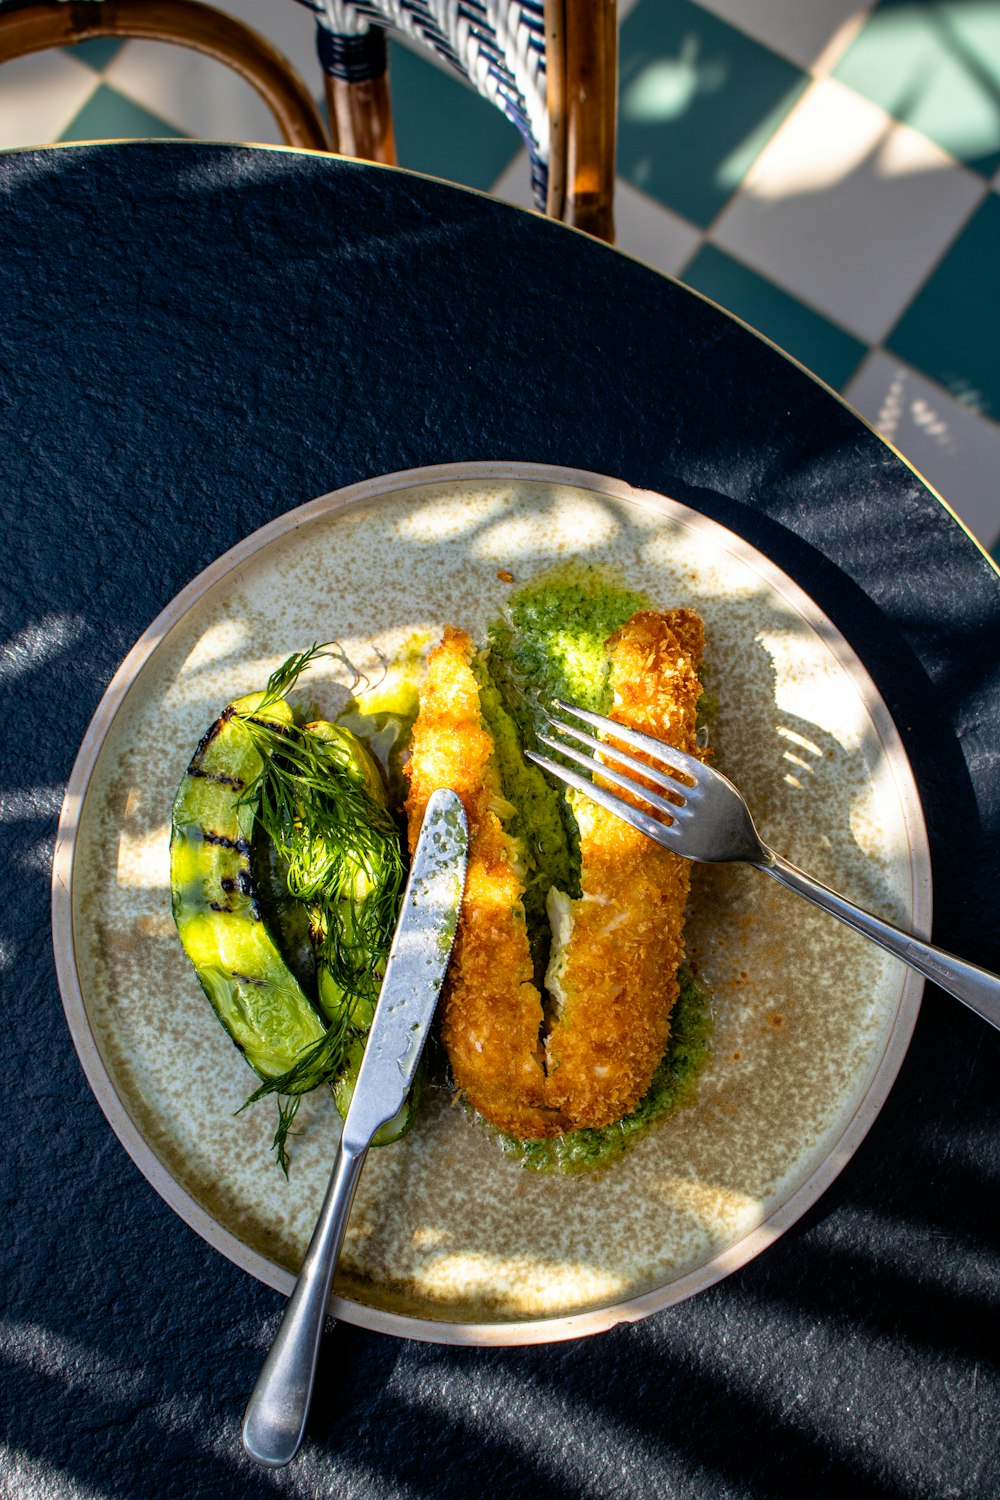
xmin=886 ymin=192 xmax=1000 ymax=420
xmin=59 ymin=84 xmax=186 ymax=143
xmin=64 ymin=38 xmax=128 ymax=74
xmin=833 ymin=0 xmax=1000 ymax=178
xmin=617 ymin=0 xmax=808 ymax=229
xmin=388 ymin=41 xmax=523 ymax=194
xmin=682 ymin=244 xmax=868 ymax=389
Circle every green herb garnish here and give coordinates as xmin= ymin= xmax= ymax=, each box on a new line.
xmin=233 ymin=645 xmax=405 ymax=1167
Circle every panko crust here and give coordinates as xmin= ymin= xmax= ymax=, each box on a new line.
xmin=543 ymin=609 xmax=706 ymax=1127
xmin=404 ymin=628 xmax=569 ymax=1139
xmin=405 ymin=609 xmax=705 ymax=1139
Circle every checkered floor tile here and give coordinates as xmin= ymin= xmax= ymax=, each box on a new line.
xmin=2 ymin=0 xmax=998 ymax=556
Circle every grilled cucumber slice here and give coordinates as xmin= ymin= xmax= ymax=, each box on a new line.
xmin=170 ymin=683 xmax=414 ymax=1158
xmin=169 ymin=692 xmax=332 ymax=1090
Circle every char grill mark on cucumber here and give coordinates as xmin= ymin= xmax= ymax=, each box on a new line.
xmin=170 ymin=690 xmax=345 ymax=1169
xmin=169 ymin=646 xmax=412 ymax=1170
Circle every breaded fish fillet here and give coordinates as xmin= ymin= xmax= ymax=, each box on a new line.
xmin=543 ymin=609 xmax=706 ymax=1128
xmin=405 ymin=609 xmax=705 ymax=1139
xmin=404 ymin=627 xmax=569 ymax=1139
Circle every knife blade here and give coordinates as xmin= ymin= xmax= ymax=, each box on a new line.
xmin=243 ymin=786 xmax=468 ymax=1468
xmin=342 ymin=785 xmax=468 ymax=1149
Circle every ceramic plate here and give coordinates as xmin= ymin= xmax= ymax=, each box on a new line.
xmin=52 ymin=463 xmax=930 ymax=1344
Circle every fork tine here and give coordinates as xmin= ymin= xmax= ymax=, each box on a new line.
xmin=551 ymin=698 xmax=704 ymax=780
xmin=540 ymin=712 xmax=691 ymax=797
xmin=525 ymin=749 xmax=686 ymax=853
xmin=534 ymin=731 xmax=691 ymax=823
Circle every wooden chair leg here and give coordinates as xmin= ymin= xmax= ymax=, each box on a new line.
xmin=319 ymin=25 xmax=396 ymax=165
xmin=545 ymin=0 xmax=617 ymax=244
xmin=324 ymin=72 xmax=396 ymax=164
xmin=0 ymin=0 xmax=330 ymax=151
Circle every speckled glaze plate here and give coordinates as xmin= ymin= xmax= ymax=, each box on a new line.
xmin=52 ymin=463 xmax=930 ymax=1345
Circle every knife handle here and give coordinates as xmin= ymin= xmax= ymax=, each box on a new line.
xmin=242 ymin=1137 xmax=367 ymax=1467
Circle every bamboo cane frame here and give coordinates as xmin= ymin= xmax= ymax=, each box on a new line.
xmin=0 ymin=0 xmax=330 ymax=151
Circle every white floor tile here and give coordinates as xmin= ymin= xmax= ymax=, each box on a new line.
xmin=610 ymin=178 xmax=702 ymax=277
xmin=692 ymin=0 xmax=871 ymax=72
xmin=710 ymin=78 xmax=985 ymax=344
xmin=844 ymin=349 xmax=1000 ymax=551
xmin=0 ymin=51 xmax=98 ymax=150
xmin=215 ymin=0 xmax=322 ymax=88
xmin=490 ymin=154 xmax=702 ymax=274
xmin=105 ymin=39 xmax=285 ymax=144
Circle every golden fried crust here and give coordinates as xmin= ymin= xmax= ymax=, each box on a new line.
xmin=404 ymin=628 xmax=568 ymax=1139
xmin=543 ymin=609 xmax=705 ymax=1128
xmin=407 ymin=610 xmax=705 ymax=1140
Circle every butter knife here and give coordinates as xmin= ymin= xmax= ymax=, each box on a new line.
xmin=242 ymin=787 xmax=468 ymax=1467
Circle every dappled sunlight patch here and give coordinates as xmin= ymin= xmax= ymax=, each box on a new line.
xmin=622 ymin=36 xmax=727 ymax=125
xmin=0 ymin=614 xmax=87 ymax=684
xmin=758 ymin=628 xmax=870 ymax=753
xmin=407 ymin=1249 xmax=629 ymax=1316
xmin=642 ymin=526 xmax=766 ymax=600
xmin=647 ymin=1171 xmax=764 ymax=1244
xmin=170 ymin=617 xmax=249 ymax=675
xmin=395 ymin=488 xmax=508 ymax=543
xmin=0 ymin=1443 xmax=111 ymax=1500
xmin=17 ymin=837 xmax=55 ymax=874
xmin=0 ymin=785 xmax=64 ymax=823
xmin=473 ymin=498 xmax=619 ymax=561
xmin=115 ymin=821 xmax=171 ymax=890
xmin=0 ymin=1318 xmax=145 ymax=1398
xmin=849 ymin=760 xmax=914 ymax=888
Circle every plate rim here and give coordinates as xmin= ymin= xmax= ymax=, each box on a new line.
xmin=51 ymin=460 xmax=931 ymax=1346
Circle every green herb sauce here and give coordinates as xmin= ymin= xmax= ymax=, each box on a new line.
xmin=479 ymin=565 xmax=652 ymax=978
xmin=486 ymin=563 xmax=651 ymax=744
xmin=482 ymin=568 xmax=713 ymax=1171
xmin=497 ymin=964 xmax=713 ymax=1172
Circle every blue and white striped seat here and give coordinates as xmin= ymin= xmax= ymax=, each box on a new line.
xmin=298 ymin=0 xmax=550 ymax=210
xmin=295 ymin=0 xmax=617 ymax=241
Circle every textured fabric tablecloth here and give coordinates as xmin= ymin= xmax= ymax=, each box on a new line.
xmin=1 ymin=142 xmax=998 ymax=1500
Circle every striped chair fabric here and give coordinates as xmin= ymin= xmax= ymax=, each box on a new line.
xmin=295 ymin=0 xmax=551 ymax=211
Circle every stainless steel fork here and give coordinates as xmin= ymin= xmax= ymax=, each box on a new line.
xmin=526 ymin=699 xmax=1000 ymax=1033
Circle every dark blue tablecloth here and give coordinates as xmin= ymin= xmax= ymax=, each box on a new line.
xmin=2 ymin=142 xmax=998 ymax=1499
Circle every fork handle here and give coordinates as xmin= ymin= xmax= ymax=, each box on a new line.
xmin=759 ymin=851 xmax=1000 ymax=1032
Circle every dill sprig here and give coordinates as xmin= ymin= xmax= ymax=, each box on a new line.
xmin=238 ymin=716 xmax=404 ymax=993
xmin=231 ymin=644 xmax=406 ymax=1169
xmin=252 ymin=641 xmax=362 ymax=716
xmin=237 ymin=1021 xmax=359 ymax=1175
xmin=272 ymin=1097 xmax=300 ymax=1177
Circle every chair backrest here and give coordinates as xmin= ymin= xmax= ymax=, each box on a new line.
xmin=304 ymin=0 xmax=617 ymax=242
xmin=0 ymin=0 xmax=329 ymax=151
xmin=1 ymin=0 xmax=616 ymax=241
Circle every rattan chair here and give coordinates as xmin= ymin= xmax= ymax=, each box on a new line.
xmin=0 ymin=0 xmax=329 ymax=149
xmin=299 ymin=0 xmax=617 ymax=242
xmin=0 ymin=0 xmax=617 ymax=241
